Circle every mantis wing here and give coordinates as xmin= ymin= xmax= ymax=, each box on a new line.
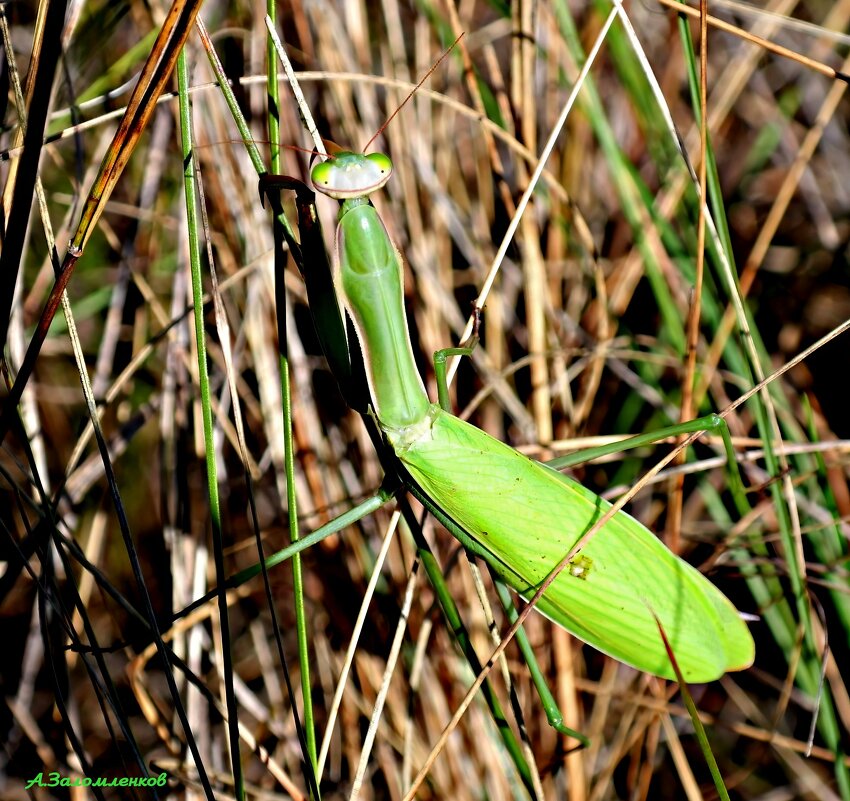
xmin=392 ymin=406 xmax=754 ymax=682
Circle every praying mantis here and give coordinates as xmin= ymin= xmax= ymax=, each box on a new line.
xmin=297 ymin=148 xmax=754 ymax=682
xmin=251 ymin=137 xmax=755 ymax=796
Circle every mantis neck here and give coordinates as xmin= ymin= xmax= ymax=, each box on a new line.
xmin=336 ymin=199 xmax=431 ymax=432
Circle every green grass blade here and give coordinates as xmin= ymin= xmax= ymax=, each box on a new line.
xmin=177 ymin=48 xmax=245 ymax=801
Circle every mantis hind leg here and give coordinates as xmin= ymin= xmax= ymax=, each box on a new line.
xmin=547 ymin=413 xmax=748 ymax=512
xmin=433 ymin=307 xmax=482 ymax=412
xmin=491 ymin=574 xmax=589 ymax=745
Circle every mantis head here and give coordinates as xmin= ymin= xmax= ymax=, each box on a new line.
xmin=311 ymin=152 xmax=393 ymax=200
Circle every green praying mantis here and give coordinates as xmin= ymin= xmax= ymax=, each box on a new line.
xmin=300 ymin=148 xmax=755 ymax=683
